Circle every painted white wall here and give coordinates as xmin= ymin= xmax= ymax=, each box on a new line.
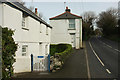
xmin=0 ymin=3 xmax=51 ymax=73
xmin=50 ymin=18 xmax=82 ymax=49
xmin=50 ymin=19 xmax=71 ymax=44
xmin=0 ymin=3 xmax=3 ymax=26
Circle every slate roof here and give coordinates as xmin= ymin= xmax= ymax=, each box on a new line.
xmin=49 ymin=7 xmax=82 ymax=20
xmin=0 ymin=0 xmax=52 ymax=28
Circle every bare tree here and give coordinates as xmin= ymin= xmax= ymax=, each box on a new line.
xmin=82 ymin=11 xmax=96 ymax=22
xmin=81 ymin=11 xmax=96 ymax=40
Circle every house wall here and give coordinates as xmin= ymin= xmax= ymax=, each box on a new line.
xmin=50 ymin=19 xmax=71 ymax=44
xmin=0 ymin=3 xmax=2 ymax=26
xmin=0 ymin=3 xmax=51 ymax=73
xmin=50 ymin=18 xmax=82 ymax=49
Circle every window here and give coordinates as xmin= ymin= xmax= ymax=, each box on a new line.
xmin=22 ymin=13 xmax=28 ymax=29
xmin=69 ymin=19 xmax=75 ymax=29
xmin=22 ymin=45 xmax=28 ymax=56
xmin=22 ymin=16 xmax=25 ymax=27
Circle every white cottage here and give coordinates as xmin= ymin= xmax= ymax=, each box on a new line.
xmin=0 ymin=0 xmax=52 ymax=73
xmin=49 ymin=7 xmax=82 ymax=49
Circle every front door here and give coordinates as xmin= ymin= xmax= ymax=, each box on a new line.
xmin=70 ymin=33 xmax=75 ymax=47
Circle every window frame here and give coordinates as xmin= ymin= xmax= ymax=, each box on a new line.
xmin=69 ymin=19 xmax=75 ymax=29
xmin=22 ymin=13 xmax=29 ymax=30
xmin=22 ymin=45 xmax=28 ymax=56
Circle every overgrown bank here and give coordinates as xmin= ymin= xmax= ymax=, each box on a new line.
xmin=50 ymin=44 xmax=72 ymax=72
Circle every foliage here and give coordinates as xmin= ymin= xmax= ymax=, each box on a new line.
xmin=50 ymin=44 xmax=72 ymax=62
xmin=81 ymin=11 xmax=96 ymax=40
xmin=94 ymin=28 xmax=102 ymax=36
xmin=96 ymin=8 xmax=119 ymax=41
xmin=2 ymin=27 xmax=17 ymax=79
xmin=50 ymin=44 xmax=68 ymax=56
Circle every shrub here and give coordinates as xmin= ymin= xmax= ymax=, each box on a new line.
xmin=50 ymin=44 xmax=72 ymax=62
xmin=55 ymin=44 xmax=72 ymax=62
xmin=2 ymin=27 xmax=17 ymax=79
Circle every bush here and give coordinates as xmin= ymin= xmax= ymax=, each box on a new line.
xmin=50 ymin=44 xmax=68 ymax=56
xmin=50 ymin=44 xmax=72 ymax=62
xmin=55 ymin=44 xmax=72 ymax=62
xmin=2 ymin=27 xmax=17 ymax=79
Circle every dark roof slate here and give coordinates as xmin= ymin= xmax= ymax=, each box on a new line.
xmin=0 ymin=0 xmax=52 ymax=28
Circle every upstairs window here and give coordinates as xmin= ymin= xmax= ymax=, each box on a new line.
xmin=22 ymin=45 xmax=28 ymax=56
xmin=22 ymin=13 xmax=28 ymax=30
xmin=69 ymin=19 xmax=75 ymax=29
xmin=22 ymin=16 xmax=25 ymax=27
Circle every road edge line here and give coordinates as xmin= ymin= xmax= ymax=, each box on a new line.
xmin=89 ymin=41 xmax=105 ymax=66
xmin=84 ymin=41 xmax=91 ymax=80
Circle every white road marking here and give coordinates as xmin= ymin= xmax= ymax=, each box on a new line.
xmin=84 ymin=42 xmax=91 ymax=80
xmin=96 ymin=38 xmax=120 ymax=53
xmin=106 ymin=44 xmax=112 ymax=48
xmin=106 ymin=69 xmax=111 ymax=74
xmin=89 ymin=41 xmax=105 ymax=66
xmin=114 ymin=49 xmax=120 ymax=52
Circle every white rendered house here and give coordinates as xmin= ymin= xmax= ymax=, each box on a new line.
xmin=49 ymin=7 xmax=82 ymax=49
xmin=0 ymin=1 xmax=52 ymax=73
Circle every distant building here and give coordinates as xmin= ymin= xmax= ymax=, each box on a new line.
xmin=0 ymin=0 xmax=52 ymax=73
xmin=49 ymin=7 xmax=82 ymax=49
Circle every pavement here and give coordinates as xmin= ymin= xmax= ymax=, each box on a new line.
xmin=12 ymin=36 xmax=120 ymax=79
xmin=13 ymin=47 xmax=88 ymax=79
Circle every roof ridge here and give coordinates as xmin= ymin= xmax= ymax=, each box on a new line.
xmin=49 ymin=11 xmax=82 ymax=20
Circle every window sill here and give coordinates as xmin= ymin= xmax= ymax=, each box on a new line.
xmin=68 ymin=28 xmax=76 ymax=30
xmin=22 ymin=27 xmax=29 ymax=31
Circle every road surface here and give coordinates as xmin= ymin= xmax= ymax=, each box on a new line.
xmin=85 ymin=36 xmax=119 ymax=78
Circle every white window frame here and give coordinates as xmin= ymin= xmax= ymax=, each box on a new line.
xmin=69 ymin=19 xmax=75 ymax=29
xmin=22 ymin=17 xmax=25 ymax=27
xmin=22 ymin=13 xmax=28 ymax=30
xmin=22 ymin=45 xmax=28 ymax=56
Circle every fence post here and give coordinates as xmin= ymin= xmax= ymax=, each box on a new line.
xmin=31 ymin=54 xmax=33 ymax=72
xmin=48 ymin=54 xmax=50 ymax=72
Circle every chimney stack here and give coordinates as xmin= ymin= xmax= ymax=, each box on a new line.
xmin=35 ymin=8 xmax=38 ymax=15
xmin=65 ymin=6 xmax=71 ymax=12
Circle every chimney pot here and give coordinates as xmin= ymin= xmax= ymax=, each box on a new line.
xmin=65 ymin=6 xmax=71 ymax=12
xmin=66 ymin=6 xmax=68 ymax=9
xmin=35 ymin=8 xmax=38 ymax=14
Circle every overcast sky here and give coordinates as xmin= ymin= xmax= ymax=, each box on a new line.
xmin=24 ymin=2 xmax=118 ymax=23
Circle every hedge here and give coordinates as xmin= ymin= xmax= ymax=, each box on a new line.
xmin=55 ymin=44 xmax=72 ymax=62
xmin=50 ymin=44 xmax=72 ymax=62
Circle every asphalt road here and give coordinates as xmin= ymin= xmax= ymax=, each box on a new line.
xmin=86 ymin=36 xmax=119 ymax=79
